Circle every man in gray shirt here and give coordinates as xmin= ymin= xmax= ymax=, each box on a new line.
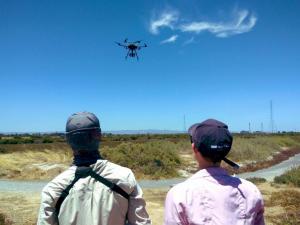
xmin=37 ymin=112 xmax=151 ymax=225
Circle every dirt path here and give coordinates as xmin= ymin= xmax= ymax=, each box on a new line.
xmin=238 ymin=152 xmax=300 ymax=181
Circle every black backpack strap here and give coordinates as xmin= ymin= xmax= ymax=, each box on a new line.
xmin=88 ymin=170 xmax=129 ymax=200
xmin=55 ymin=167 xmax=91 ymax=215
xmin=55 ymin=167 xmax=129 ymax=215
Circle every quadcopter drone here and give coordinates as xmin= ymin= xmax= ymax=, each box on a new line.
xmin=115 ymin=39 xmax=147 ymax=60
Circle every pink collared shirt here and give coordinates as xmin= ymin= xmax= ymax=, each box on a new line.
xmin=164 ymin=167 xmax=265 ymax=225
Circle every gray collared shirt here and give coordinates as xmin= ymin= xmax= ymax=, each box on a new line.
xmin=37 ymin=159 xmax=151 ymax=225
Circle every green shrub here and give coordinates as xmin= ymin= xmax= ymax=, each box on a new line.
xmin=0 ymin=139 xmax=19 ymax=144
xmin=246 ymin=177 xmax=266 ymax=184
xmin=42 ymin=138 xmax=53 ymax=143
xmin=274 ymin=166 xmax=300 ymax=187
xmin=101 ymin=141 xmax=182 ymax=179
xmin=23 ymin=138 xmax=34 ymax=144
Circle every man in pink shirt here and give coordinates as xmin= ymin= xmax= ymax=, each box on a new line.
xmin=164 ymin=119 xmax=265 ymax=225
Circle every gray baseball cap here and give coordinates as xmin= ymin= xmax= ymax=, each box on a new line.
xmin=66 ymin=112 xmax=100 ymax=133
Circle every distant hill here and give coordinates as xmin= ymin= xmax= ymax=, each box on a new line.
xmin=104 ymin=130 xmax=186 ymax=134
xmin=0 ymin=130 xmax=187 ymax=135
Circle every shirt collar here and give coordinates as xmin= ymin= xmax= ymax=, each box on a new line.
xmin=190 ymin=167 xmax=229 ymax=179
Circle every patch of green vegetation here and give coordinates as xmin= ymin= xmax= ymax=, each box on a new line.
xmin=42 ymin=138 xmax=53 ymax=143
xmin=102 ymin=141 xmax=182 ymax=179
xmin=0 ymin=134 xmax=64 ymax=144
xmin=245 ymin=177 xmax=267 ymax=184
xmin=274 ymin=166 xmax=300 ymax=187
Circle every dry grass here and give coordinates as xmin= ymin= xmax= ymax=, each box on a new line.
xmin=229 ymin=135 xmax=300 ymax=163
xmin=0 ymin=147 xmax=72 ymax=180
xmin=143 ymin=188 xmax=168 ymax=225
xmin=0 ymin=189 xmax=167 ymax=225
xmin=0 ymin=192 xmax=40 ymax=225
xmin=256 ymin=182 xmax=300 ymax=225
xmin=264 ymin=189 xmax=300 ymax=224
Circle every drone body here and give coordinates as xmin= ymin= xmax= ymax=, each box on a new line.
xmin=116 ymin=39 xmax=147 ymax=60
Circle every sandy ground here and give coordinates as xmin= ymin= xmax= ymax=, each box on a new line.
xmin=0 ymin=182 xmax=299 ymax=225
xmin=0 ymin=189 xmax=168 ymax=225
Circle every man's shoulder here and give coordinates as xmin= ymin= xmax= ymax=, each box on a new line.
xmin=166 ymin=177 xmax=195 ymax=197
xmin=94 ymin=160 xmax=136 ymax=183
xmin=167 ymin=171 xmax=262 ymax=200
xmin=238 ymin=177 xmax=263 ymax=197
xmin=42 ymin=166 xmax=76 ymax=194
xmin=95 ymin=159 xmax=133 ymax=174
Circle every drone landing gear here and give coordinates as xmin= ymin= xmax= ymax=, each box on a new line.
xmin=134 ymin=50 xmax=139 ymax=61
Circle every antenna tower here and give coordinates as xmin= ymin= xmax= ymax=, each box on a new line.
xmin=270 ymin=100 xmax=274 ymax=133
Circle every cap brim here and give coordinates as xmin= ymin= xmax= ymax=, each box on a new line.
xmin=223 ymin=157 xmax=239 ymax=169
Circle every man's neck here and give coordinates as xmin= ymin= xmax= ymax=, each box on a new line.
xmin=197 ymin=161 xmax=220 ymax=170
xmin=73 ymin=150 xmax=101 ymax=166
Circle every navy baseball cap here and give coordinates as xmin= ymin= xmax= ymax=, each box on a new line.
xmin=188 ymin=119 xmax=239 ymax=169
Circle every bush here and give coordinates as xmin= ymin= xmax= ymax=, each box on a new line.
xmin=101 ymin=141 xmax=182 ymax=179
xmin=23 ymin=138 xmax=34 ymax=144
xmin=42 ymin=138 xmax=53 ymax=143
xmin=274 ymin=166 xmax=300 ymax=187
xmin=246 ymin=177 xmax=266 ymax=184
xmin=0 ymin=139 xmax=19 ymax=144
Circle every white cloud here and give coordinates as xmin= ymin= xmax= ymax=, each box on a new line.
xmin=180 ymin=10 xmax=257 ymax=38
xmin=183 ymin=37 xmax=195 ymax=45
xmin=160 ymin=35 xmax=179 ymax=44
xmin=149 ymin=9 xmax=257 ymax=43
xmin=150 ymin=10 xmax=179 ymax=34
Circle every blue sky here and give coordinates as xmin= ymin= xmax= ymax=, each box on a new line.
xmin=0 ymin=0 xmax=299 ymax=132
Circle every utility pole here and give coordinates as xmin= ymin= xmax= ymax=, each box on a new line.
xmin=249 ymin=122 xmax=251 ymax=133
xmin=261 ymin=122 xmax=264 ymax=133
xmin=270 ymin=100 xmax=274 ymax=133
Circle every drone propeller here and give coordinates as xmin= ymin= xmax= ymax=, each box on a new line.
xmin=115 ymin=42 xmax=128 ymax=49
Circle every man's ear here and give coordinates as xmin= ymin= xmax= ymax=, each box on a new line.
xmin=192 ymin=143 xmax=198 ymax=154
